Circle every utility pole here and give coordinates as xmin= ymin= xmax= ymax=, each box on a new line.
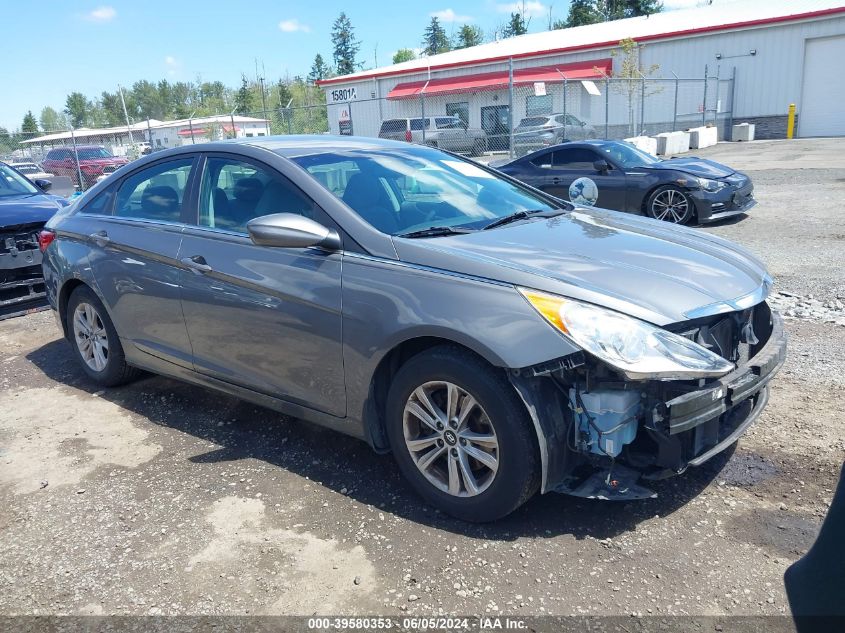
xmin=117 ymin=84 xmax=134 ymax=148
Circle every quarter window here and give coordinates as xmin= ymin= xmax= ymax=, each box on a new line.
xmin=114 ymin=158 xmax=193 ymax=222
xmin=197 ymin=157 xmax=319 ymax=234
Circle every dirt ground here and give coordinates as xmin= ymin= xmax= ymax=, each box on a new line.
xmin=0 ymin=138 xmax=843 ymax=619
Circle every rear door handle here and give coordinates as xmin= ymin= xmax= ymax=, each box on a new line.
xmin=88 ymin=230 xmax=110 ymax=247
xmin=181 ymin=255 xmax=212 ymax=274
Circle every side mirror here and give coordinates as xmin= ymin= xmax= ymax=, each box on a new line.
xmin=34 ymin=178 xmax=52 ymax=191
xmin=593 ymin=159 xmax=610 ymax=174
xmin=247 ymin=213 xmax=341 ymax=250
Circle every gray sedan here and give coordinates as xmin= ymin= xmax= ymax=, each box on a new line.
xmin=40 ymin=136 xmax=785 ymax=521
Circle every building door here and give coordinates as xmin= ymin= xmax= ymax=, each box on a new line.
xmin=481 ymin=105 xmax=510 ymax=151
xmin=799 ymin=35 xmax=845 ymax=137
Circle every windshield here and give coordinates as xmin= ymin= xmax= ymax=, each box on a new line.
xmin=0 ymin=164 xmax=40 ymax=197
xmin=596 ymin=142 xmax=661 ymax=168
xmin=76 ymin=147 xmax=114 ymax=160
xmin=292 ymin=146 xmax=562 ymax=235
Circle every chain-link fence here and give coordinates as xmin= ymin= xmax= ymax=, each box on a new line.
xmin=1 ymin=65 xmax=732 ymax=194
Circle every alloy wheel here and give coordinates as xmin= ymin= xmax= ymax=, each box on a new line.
xmin=402 ymin=381 xmax=499 ymax=497
xmin=72 ymin=302 xmax=109 ymax=372
xmin=651 ymin=189 xmax=690 ymax=223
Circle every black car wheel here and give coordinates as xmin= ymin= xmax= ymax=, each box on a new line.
xmin=66 ymin=285 xmax=140 ymax=387
xmin=385 ymin=345 xmax=540 ymax=522
xmin=646 ymin=185 xmax=695 ymax=224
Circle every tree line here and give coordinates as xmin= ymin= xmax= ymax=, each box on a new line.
xmin=4 ymin=2 xmax=662 ymax=143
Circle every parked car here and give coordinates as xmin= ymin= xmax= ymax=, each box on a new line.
xmin=0 ymin=162 xmax=69 ymax=318
xmin=379 ymin=116 xmax=488 ymax=155
xmin=496 ymin=139 xmax=756 ymax=224
xmin=8 ymin=160 xmax=54 ymax=181
xmin=512 ymin=113 xmax=596 ymax=156
xmin=41 ymin=145 xmax=129 ymax=189
xmin=41 ymin=136 xmax=784 ymax=521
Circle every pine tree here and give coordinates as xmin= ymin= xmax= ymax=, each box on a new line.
xmin=21 ymin=111 xmax=38 ymax=135
xmin=561 ymin=0 xmax=603 ymax=27
xmin=234 ymin=75 xmax=255 ymax=115
xmin=64 ymin=92 xmax=89 ymax=128
xmin=392 ymin=48 xmax=416 ymax=64
xmin=453 ymin=24 xmax=484 ymax=49
xmin=502 ymin=12 xmax=528 ymax=38
xmin=422 ymin=17 xmax=450 ymax=56
xmin=308 ymin=54 xmax=329 ymax=82
xmin=332 ymin=12 xmax=360 ymax=75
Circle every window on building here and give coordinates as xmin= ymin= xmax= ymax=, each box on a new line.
xmin=446 ymin=102 xmax=470 ymax=127
xmin=525 ymin=94 xmax=553 ymax=116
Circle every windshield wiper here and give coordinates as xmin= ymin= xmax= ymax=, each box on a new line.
xmin=397 ymin=226 xmax=475 ymax=239
xmin=482 ymin=208 xmax=562 ymax=231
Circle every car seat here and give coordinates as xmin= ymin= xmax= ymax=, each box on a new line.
xmin=140 ymin=185 xmax=180 ymax=221
xmin=342 ymin=173 xmax=399 ymax=234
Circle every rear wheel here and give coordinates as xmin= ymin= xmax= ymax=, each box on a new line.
xmin=646 ymin=185 xmax=695 ymax=224
xmin=386 ymin=346 xmax=540 ymax=522
xmin=66 ymin=286 xmax=140 ymax=387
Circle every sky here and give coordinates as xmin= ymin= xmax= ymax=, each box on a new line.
xmin=2 ymin=0 xmax=717 ymax=130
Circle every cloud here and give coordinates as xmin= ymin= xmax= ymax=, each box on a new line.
xmin=87 ymin=5 xmax=116 ymax=22
xmin=278 ymin=19 xmax=311 ymax=33
xmin=495 ymin=1 xmax=547 ymax=17
xmin=430 ymin=8 xmax=474 ymax=22
xmin=164 ymin=55 xmax=181 ymax=77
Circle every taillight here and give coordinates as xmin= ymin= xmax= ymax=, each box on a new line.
xmin=405 ymin=129 xmax=412 ymax=142
xmin=38 ymin=229 xmax=56 ymax=252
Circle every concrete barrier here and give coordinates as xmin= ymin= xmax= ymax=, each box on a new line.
xmin=732 ymin=122 xmax=756 ymax=142
xmin=624 ymin=135 xmax=658 ymax=156
xmin=654 ymin=131 xmax=690 ymax=156
xmin=687 ymin=126 xmax=718 ymax=149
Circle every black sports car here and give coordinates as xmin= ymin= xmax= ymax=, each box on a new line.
xmin=0 ymin=161 xmax=69 ymax=319
xmin=495 ymin=139 xmax=756 ymax=225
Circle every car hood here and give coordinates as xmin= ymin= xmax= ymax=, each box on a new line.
xmin=392 ymin=208 xmax=770 ymax=325
xmin=0 ymin=194 xmax=68 ymax=227
xmin=646 ymin=157 xmax=734 ymax=179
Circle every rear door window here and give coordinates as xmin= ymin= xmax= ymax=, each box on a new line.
xmin=114 ymin=158 xmax=194 ymax=222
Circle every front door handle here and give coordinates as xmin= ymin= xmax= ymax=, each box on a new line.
xmin=89 ymin=230 xmax=110 ymax=247
xmin=181 ymin=255 xmax=212 ymax=274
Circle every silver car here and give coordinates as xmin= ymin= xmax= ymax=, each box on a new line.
xmin=512 ymin=113 xmax=597 ymax=157
xmin=41 ymin=136 xmax=785 ymax=521
xmin=379 ymin=116 xmax=488 ymax=155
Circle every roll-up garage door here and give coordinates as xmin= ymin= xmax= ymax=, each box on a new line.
xmin=799 ymin=35 xmax=845 ymax=137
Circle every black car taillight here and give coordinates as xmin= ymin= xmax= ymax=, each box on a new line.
xmin=38 ymin=229 xmax=56 ymax=252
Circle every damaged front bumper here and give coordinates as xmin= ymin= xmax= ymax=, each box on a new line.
xmin=1 ymin=225 xmax=48 ymax=320
xmin=510 ymin=303 xmax=787 ymax=500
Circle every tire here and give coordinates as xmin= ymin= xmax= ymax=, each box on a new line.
xmin=66 ymin=285 xmax=141 ymax=387
xmin=385 ymin=346 xmax=540 ymax=522
xmin=645 ymin=185 xmax=695 ymax=224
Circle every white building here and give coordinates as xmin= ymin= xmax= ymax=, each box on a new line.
xmin=317 ymin=0 xmax=845 ymax=141
xmin=147 ymin=115 xmax=270 ymax=149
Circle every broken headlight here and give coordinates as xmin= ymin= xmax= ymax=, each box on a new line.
xmin=519 ymin=289 xmax=735 ymax=380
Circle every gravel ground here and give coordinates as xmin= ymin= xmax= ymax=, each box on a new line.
xmin=0 ymin=138 xmax=843 ymax=619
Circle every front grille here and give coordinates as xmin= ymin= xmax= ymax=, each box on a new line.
xmin=668 ymin=301 xmax=773 ymax=363
xmin=1 ymin=225 xmax=41 ymax=256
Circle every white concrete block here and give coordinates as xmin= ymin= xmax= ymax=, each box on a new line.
xmin=624 ymin=135 xmax=658 ymax=156
xmin=654 ymin=131 xmax=691 ymax=155
xmin=688 ymin=126 xmax=718 ymax=149
xmin=732 ymin=123 xmax=756 ymax=142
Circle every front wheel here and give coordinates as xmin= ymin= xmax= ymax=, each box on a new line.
xmin=385 ymin=346 xmax=540 ymax=522
xmin=645 ymin=185 xmax=695 ymax=224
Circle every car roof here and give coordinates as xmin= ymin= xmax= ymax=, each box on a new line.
xmin=221 ymin=134 xmax=422 ymax=158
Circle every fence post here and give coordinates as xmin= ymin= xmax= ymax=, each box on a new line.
xmin=230 ymin=112 xmax=236 ymax=138
xmin=147 ymin=118 xmax=153 ymax=148
xmin=672 ymin=72 xmax=679 ymax=132
xmin=188 ymin=115 xmax=195 ymax=145
xmin=702 ymin=64 xmax=708 ymax=126
xmin=420 ymin=93 xmax=426 ymax=143
xmin=69 ymin=127 xmax=84 ymax=192
xmin=640 ymin=75 xmax=646 ymax=136
xmin=604 ymin=78 xmax=609 ymax=139
xmin=508 ymin=57 xmax=515 ymax=159
xmin=347 ymin=101 xmax=353 ymax=136
xmin=727 ymin=66 xmax=737 ymax=141
xmin=562 ymin=77 xmax=567 ymax=139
